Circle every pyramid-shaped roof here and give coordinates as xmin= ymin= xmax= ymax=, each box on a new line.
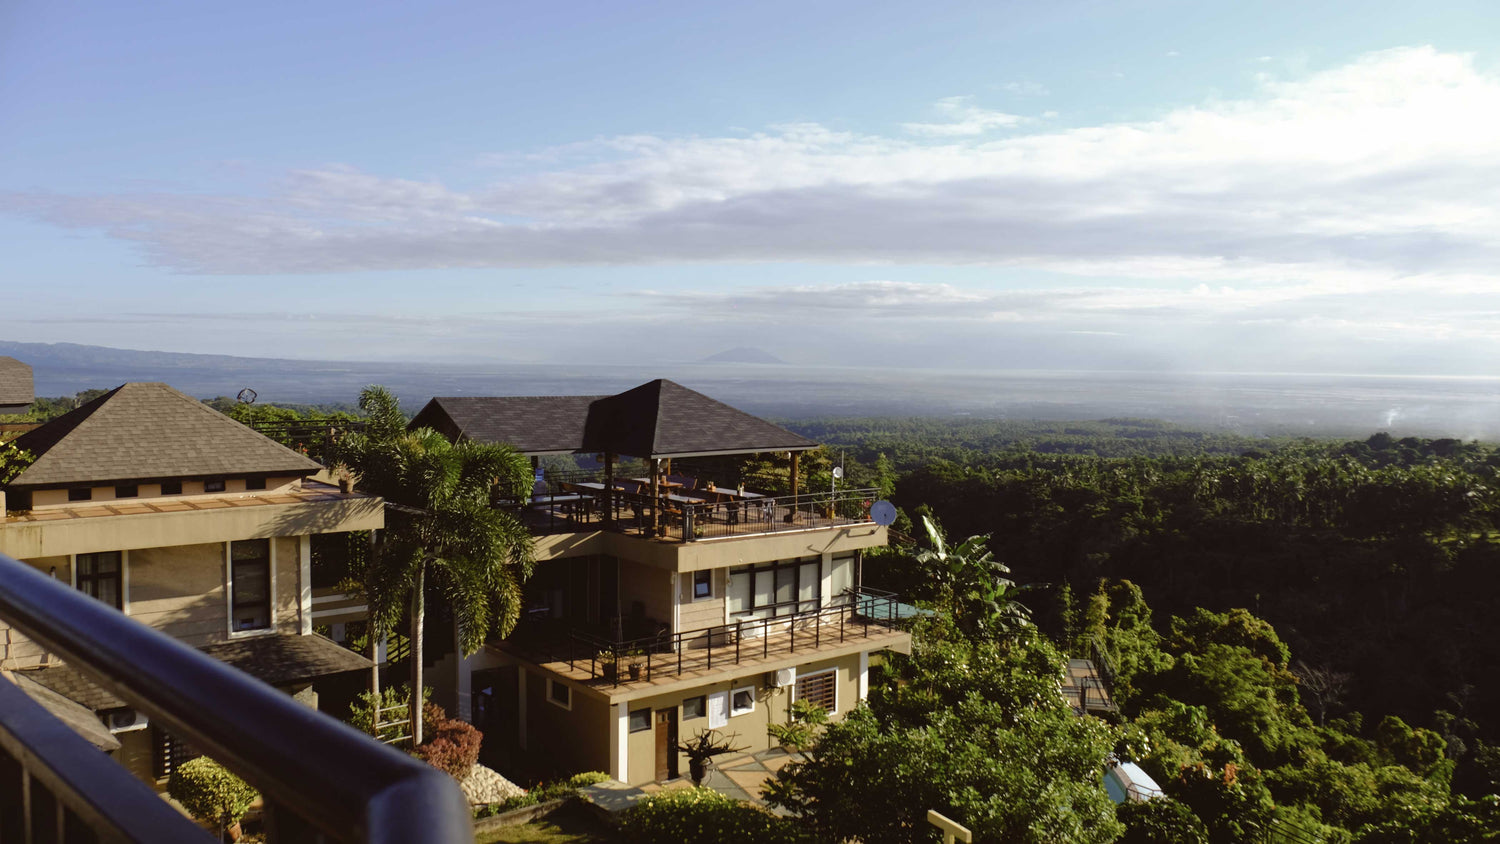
xmin=8 ymin=382 xmax=323 ymax=488
xmin=412 ymin=379 xmax=818 ymax=459
xmin=0 ymin=356 xmax=33 ymax=410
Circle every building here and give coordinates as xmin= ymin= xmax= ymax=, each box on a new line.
xmin=412 ymin=379 xmax=911 ymax=785
xmin=0 ymin=357 xmax=33 ymax=414
xmin=0 ymin=382 xmax=383 ymax=785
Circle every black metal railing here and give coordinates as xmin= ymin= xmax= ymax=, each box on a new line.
xmin=0 ymin=552 xmax=471 ymax=843
xmin=510 ymin=483 xmax=882 ymax=543
xmin=517 ymin=588 xmax=907 ymax=687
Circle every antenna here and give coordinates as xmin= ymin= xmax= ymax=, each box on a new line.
xmin=236 ymin=388 xmax=257 ymax=405
xmin=870 ymin=500 xmax=897 ymax=526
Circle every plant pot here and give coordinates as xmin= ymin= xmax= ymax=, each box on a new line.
xmin=689 ymin=758 xmax=706 ymax=786
xmin=628 ymin=663 xmax=642 ymax=681
xmin=601 ymin=663 xmax=618 ymax=683
xmin=338 ymin=478 xmax=352 ymax=494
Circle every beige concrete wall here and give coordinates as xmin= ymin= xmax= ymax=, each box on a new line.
xmin=112 ymin=728 xmax=156 ymax=785
xmin=274 ymin=536 xmax=301 ymax=634
xmin=0 ymin=495 xmax=382 ymax=559
xmin=0 ymin=555 xmax=71 ymax=668
xmin=128 ymin=543 xmax=228 ymax=646
xmin=525 ymin=668 xmax=612 ymax=776
xmin=28 ymin=476 xmax=304 ymax=509
xmin=677 ymin=569 xmax=725 ymax=633
xmin=531 ymin=523 xmax=886 ymax=572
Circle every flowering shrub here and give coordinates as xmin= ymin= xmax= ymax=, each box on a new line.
xmin=620 ymin=787 xmax=806 ymax=844
xmin=415 ymin=702 xmax=482 ymax=778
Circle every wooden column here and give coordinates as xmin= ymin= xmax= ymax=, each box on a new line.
xmin=650 ymin=458 xmax=661 ymax=536
xmin=786 ymin=452 xmax=800 ymax=523
xmin=604 ymin=452 xmax=615 ymax=529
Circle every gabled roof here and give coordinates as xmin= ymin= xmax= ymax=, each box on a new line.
xmin=199 ymin=633 xmax=372 ymax=686
xmin=8 ymin=382 xmax=322 ymax=488
xmin=0 ymin=357 xmax=33 ymax=411
xmin=413 ymin=379 xmax=818 ymax=459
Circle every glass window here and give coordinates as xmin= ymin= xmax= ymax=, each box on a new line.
xmin=727 ymin=569 xmax=750 ymax=614
xmin=754 ymin=570 xmax=774 ymax=610
xmin=76 ymin=551 xmax=123 ymax=610
xmin=798 ymin=562 xmax=819 ymax=611
xmin=114 ymin=485 xmax=138 ymax=499
xmin=230 ymin=540 xmax=271 ymax=631
xmin=829 ymin=555 xmax=854 ymax=605
xmin=245 ymin=477 xmax=267 ymax=491
xmin=547 ymin=679 xmax=571 ymax=709
xmin=68 ymin=488 xmax=91 ymax=502
xmin=693 ymin=570 xmax=712 ymax=600
xmin=160 ymin=481 xmax=182 ymax=496
xmin=730 ymin=686 xmax=755 ymax=716
xmin=204 ymin=478 xmax=226 ymax=493
xmin=683 ymin=695 xmax=706 ymax=720
xmin=629 ymin=708 xmax=652 ymax=733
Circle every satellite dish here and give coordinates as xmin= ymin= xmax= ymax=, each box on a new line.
xmin=832 ymin=467 xmax=844 ymax=480
xmin=869 ymin=500 xmax=897 ymax=526
xmin=236 ymin=388 xmax=257 ymax=404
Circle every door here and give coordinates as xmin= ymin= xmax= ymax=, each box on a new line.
xmin=655 ymin=708 xmax=679 ymax=781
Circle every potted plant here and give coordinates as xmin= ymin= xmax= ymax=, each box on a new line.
xmin=597 ymin=650 xmax=619 ymax=683
xmin=330 ymin=462 xmax=354 ymax=494
xmin=624 ymin=649 xmax=646 ymax=681
xmin=676 ymin=729 xmax=745 ymax=786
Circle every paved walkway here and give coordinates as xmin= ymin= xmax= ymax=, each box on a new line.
xmin=637 ymin=747 xmax=805 ymax=813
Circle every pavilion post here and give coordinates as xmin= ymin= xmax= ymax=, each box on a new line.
xmin=650 ymin=458 xmax=661 ymax=537
xmin=604 ymin=452 xmax=615 ymax=529
xmin=786 ymin=451 xmax=799 ymax=523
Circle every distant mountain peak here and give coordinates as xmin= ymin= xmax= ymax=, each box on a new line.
xmin=701 ymin=347 xmax=787 ymax=365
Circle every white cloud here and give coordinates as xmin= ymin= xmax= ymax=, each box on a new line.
xmin=7 ymin=45 xmax=1500 ymax=308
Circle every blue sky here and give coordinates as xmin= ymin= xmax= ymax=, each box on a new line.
xmin=3 ymin=0 xmax=1499 ymax=373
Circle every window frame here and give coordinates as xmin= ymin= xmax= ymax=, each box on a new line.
xmin=729 ymin=685 xmax=756 ymax=717
xmin=160 ymin=480 xmax=182 ymax=496
xmin=114 ymin=484 xmax=138 ymax=499
xmin=73 ymin=551 xmax=125 ymax=612
xmin=67 ymin=487 xmax=92 ymax=502
xmin=226 ymin=539 xmax=274 ymax=637
xmin=682 ymin=695 xmax=706 ymax=720
xmin=245 ymin=477 xmax=267 ymax=491
xmin=793 ymin=668 xmax=838 ymax=715
xmin=727 ymin=557 xmax=822 ymax=619
xmin=628 ymin=708 xmax=652 ymax=733
xmin=692 ymin=570 xmax=712 ymax=601
xmin=204 ymin=478 xmax=226 ymax=493
xmin=546 ymin=679 xmax=572 ymax=710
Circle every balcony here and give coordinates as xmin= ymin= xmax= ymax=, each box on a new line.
xmin=508 ymin=476 xmax=881 ymax=544
xmin=0 ymin=551 xmax=470 ymax=843
xmin=498 ymin=589 xmax=913 ymax=698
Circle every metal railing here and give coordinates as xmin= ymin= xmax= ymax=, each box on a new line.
xmin=510 ymin=484 xmax=882 ymax=543
xmin=0 ymin=552 xmax=471 ymax=843
xmin=518 ymin=588 xmax=907 ymax=687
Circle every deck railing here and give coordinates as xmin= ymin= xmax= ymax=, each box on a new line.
xmin=511 ymin=484 xmax=882 ymax=543
xmin=519 ymin=588 xmax=907 ymax=687
xmin=0 ymin=552 xmax=471 ymax=844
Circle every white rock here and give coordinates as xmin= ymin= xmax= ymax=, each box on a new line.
xmin=459 ymin=764 xmax=526 ymax=806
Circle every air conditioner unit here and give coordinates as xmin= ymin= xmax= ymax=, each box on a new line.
xmin=106 ymin=709 xmax=150 ymax=734
xmin=772 ymin=667 xmax=796 ymax=688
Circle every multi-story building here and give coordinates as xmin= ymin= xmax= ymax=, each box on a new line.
xmin=412 ymin=379 xmax=911 ymax=785
xmin=0 ymin=382 xmax=382 ymax=784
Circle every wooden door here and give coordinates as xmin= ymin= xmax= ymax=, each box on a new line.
xmin=654 ymin=708 xmax=679 ymax=781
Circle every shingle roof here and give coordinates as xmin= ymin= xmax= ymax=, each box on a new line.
xmin=0 ymin=357 xmax=33 ymax=410
xmin=199 ymin=633 xmax=372 ymax=686
xmin=7 ymin=671 xmax=121 ymax=751
xmin=8 ymin=382 xmax=323 ymax=488
xmin=413 ymin=379 xmax=818 ymax=459
xmin=23 ymin=663 xmax=127 ymax=711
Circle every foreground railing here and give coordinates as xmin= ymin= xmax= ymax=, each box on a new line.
xmin=0 ymin=552 xmax=471 ymax=844
xmin=511 ymin=484 xmax=881 ymax=543
xmin=519 ymin=588 xmax=907 ymax=687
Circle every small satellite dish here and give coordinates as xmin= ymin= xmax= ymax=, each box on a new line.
xmin=832 ymin=467 xmax=844 ymax=479
xmin=236 ymin=388 xmax=257 ymax=405
xmin=870 ymin=500 xmax=897 ymax=526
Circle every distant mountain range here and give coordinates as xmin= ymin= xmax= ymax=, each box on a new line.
xmin=700 ymin=347 xmax=786 ymax=364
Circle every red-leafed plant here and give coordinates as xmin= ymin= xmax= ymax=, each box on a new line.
xmin=414 ymin=702 xmax=483 ymax=779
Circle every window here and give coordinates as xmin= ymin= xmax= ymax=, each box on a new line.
xmin=229 ymin=540 xmax=271 ymax=632
xmin=629 ymin=708 xmax=652 ymax=733
xmin=76 ymin=551 xmax=123 ymax=610
xmin=114 ymin=484 xmax=138 ymax=499
xmin=795 ymin=669 xmax=837 ymax=714
xmin=245 ymin=477 xmax=267 ymax=491
xmin=204 ymin=478 xmax=226 ymax=493
xmin=728 ymin=557 xmax=821 ymax=618
xmin=682 ymin=695 xmax=706 ymax=720
xmin=68 ymin=488 xmax=92 ymax=502
xmin=730 ymin=685 xmax=755 ymax=717
xmin=153 ymin=727 xmax=202 ymax=780
xmin=546 ymin=679 xmax=571 ymax=710
xmin=160 ymin=481 xmax=182 ymax=496
xmin=693 ymin=570 xmax=712 ymax=600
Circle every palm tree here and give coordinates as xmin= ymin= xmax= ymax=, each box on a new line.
xmin=337 ymin=387 xmax=535 ymax=745
xmin=914 ymin=515 xmax=1030 ymax=640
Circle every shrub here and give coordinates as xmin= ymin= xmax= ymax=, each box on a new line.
xmin=346 ymin=685 xmax=427 ymax=743
xmin=769 ymin=699 xmax=830 ymax=751
xmin=168 ymin=757 xmax=259 ymax=839
xmin=1116 ymin=797 xmax=1210 ymax=843
xmin=620 ymin=787 xmax=806 ymax=844
xmin=414 ymin=702 xmax=482 ymax=778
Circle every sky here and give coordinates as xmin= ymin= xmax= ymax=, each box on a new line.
xmin=2 ymin=0 xmax=1499 ymax=374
